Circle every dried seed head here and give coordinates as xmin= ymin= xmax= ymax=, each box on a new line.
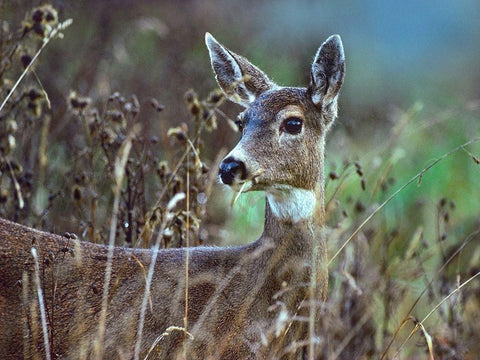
xmin=189 ymin=102 xmax=201 ymax=116
xmin=156 ymin=160 xmax=169 ymax=178
xmin=439 ymin=197 xmax=447 ymax=208
xmin=355 ymin=201 xmax=365 ymax=213
xmin=21 ymin=54 xmax=32 ymax=69
xmin=131 ymin=94 xmax=140 ymax=108
xmin=74 ymin=172 xmax=87 ymax=185
xmin=0 ymin=189 xmax=8 ymax=203
xmin=68 ymin=91 xmax=91 ymax=114
xmin=167 ymin=125 xmax=188 ymax=142
xmin=184 ymin=89 xmax=197 ymax=104
xmin=174 ymin=216 xmax=184 ymax=227
xmin=100 ymin=128 xmax=116 ymax=145
xmin=203 ymin=110 xmax=217 ymax=131
xmin=1 ymin=133 xmax=16 ymax=154
xmin=109 ymin=92 xmax=121 ymax=102
xmin=1 ymin=78 xmax=13 ymax=94
xmin=6 ymin=120 xmax=18 ymax=133
xmin=87 ymin=116 xmax=100 ymax=136
xmin=206 ymin=90 xmax=224 ymax=106
xmin=72 ymin=185 xmax=82 ymax=201
xmin=444 ymin=212 xmax=450 ymax=223
xmin=126 ymin=95 xmax=140 ymax=115
xmin=381 ymin=180 xmax=388 ymax=192
xmin=202 ymin=108 xmax=210 ymax=121
xmin=31 ymin=5 xmax=58 ymax=25
xmin=123 ymin=102 xmax=133 ymax=113
xmin=27 ymin=88 xmax=43 ymax=101
xmin=28 ymin=101 xmax=42 ymax=118
xmin=184 ymin=89 xmax=202 ymax=116
xmin=32 ymin=9 xmax=44 ymax=23
xmin=172 ymin=176 xmax=184 ymax=193
xmin=105 ymin=110 xmax=125 ymax=124
xmin=44 ymin=6 xmax=58 ymax=24
xmin=150 ymin=98 xmax=164 ymax=112
xmin=329 ymin=171 xmax=339 ymax=180
xmin=201 ymin=162 xmax=210 ymax=174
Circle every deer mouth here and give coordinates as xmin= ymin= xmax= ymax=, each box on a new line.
xmin=224 ymin=168 xmax=266 ymax=194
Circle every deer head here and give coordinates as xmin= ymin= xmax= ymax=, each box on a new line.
xmin=206 ymin=33 xmax=345 ymax=224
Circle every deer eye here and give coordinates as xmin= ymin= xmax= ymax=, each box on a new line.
xmin=281 ymin=117 xmax=303 ymax=135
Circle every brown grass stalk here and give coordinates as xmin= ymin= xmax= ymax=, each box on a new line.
xmin=183 ymin=144 xmax=191 ymax=357
xmin=380 ymin=228 xmax=480 ymax=359
xmin=31 ymin=247 xmax=52 ymax=360
xmin=392 ymin=271 xmax=480 ymax=359
xmin=134 ymin=192 xmax=186 ymax=360
xmin=94 ymin=134 xmax=133 ymax=359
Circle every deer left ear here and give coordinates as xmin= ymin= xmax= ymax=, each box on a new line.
xmin=309 ymin=35 xmax=345 ymax=111
xmin=206 ymin=32 xmax=276 ymax=107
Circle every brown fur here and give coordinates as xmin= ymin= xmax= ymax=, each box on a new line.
xmin=0 ymin=213 xmax=319 ymax=359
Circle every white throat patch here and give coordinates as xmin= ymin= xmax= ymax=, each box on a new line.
xmin=266 ymin=186 xmax=316 ymax=223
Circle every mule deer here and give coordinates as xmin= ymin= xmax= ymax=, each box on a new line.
xmin=0 ymin=33 xmax=345 ymax=359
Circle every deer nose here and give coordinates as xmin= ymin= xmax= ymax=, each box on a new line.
xmin=219 ymin=157 xmax=247 ymax=185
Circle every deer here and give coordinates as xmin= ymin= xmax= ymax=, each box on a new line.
xmin=0 ymin=32 xmax=345 ymax=359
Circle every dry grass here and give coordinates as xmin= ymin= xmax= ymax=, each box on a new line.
xmin=1 ymin=5 xmax=480 ymax=359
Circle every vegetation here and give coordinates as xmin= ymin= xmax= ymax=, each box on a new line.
xmin=1 ymin=3 xmax=479 ymax=359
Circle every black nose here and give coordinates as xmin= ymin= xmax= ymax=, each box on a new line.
xmin=219 ymin=157 xmax=247 ymax=185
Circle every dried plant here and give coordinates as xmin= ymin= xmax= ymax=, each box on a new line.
xmin=1 ymin=4 xmax=480 ymax=360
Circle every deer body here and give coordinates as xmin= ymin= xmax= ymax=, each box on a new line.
xmin=0 ymin=33 xmax=344 ymax=359
xmin=0 ymin=210 xmax=319 ymax=359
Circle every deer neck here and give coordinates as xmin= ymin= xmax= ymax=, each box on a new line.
xmin=259 ymin=157 xmax=328 ymax=300
xmin=262 ymin=185 xmax=324 ymax=247
xmin=262 ymin=139 xmax=327 ymax=238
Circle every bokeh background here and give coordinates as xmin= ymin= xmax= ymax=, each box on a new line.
xmin=2 ymin=0 xmax=480 ymax=358
xmin=4 ymin=0 xmax=480 ymax=234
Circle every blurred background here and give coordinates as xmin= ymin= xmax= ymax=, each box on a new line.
xmin=2 ymin=0 xmax=480 ymax=358
xmin=3 ymin=0 xmax=480 ymax=232
xmin=4 ymin=0 xmax=480 ymax=139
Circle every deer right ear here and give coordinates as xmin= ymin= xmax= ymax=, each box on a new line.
xmin=205 ymin=33 xmax=275 ymax=107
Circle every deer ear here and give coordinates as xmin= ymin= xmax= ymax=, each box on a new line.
xmin=309 ymin=34 xmax=345 ymax=109
xmin=205 ymin=33 xmax=275 ymax=107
